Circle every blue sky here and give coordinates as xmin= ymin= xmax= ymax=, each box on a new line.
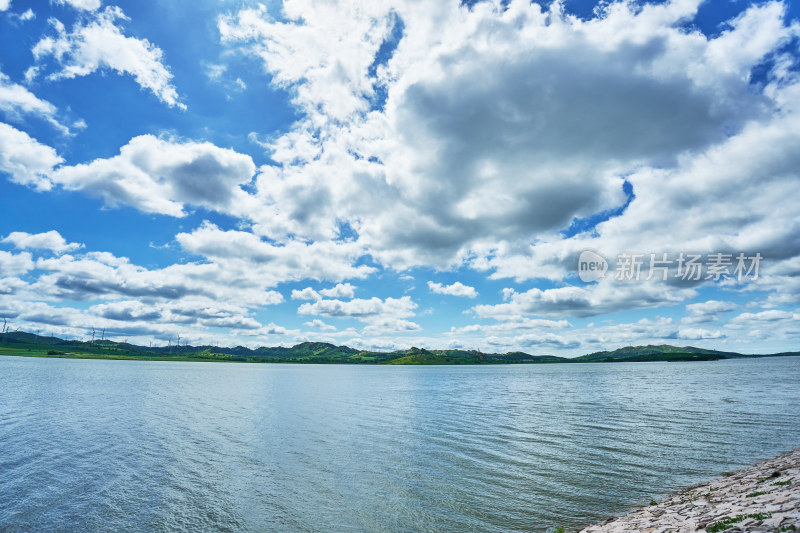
xmin=1 ymin=0 xmax=799 ymax=355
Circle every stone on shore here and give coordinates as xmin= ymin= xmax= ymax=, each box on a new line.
xmin=578 ymin=448 xmax=800 ymax=532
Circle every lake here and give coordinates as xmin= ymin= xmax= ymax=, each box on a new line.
xmin=1 ymin=355 xmax=799 ymax=532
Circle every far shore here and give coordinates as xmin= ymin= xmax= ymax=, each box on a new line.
xmin=2 ymin=331 xmax=798 ymax=365
xmin=2 ymin=347 xmax=799 ymax=366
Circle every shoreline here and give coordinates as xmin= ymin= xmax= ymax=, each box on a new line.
xmin=1 ymin=348 xmax=799 ymax=366
xmin=1 ymin=351 xmax=798 ymax=366
xmin=578 ymin=447 xmax=800 ymax=532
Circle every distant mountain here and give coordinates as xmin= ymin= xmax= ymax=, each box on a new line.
xmin=0 ymin=332 xmax=797 ymax=365
xmin=574 ymin=344 xmax=744 ymax=362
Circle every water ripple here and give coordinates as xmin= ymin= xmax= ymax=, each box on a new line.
xmin=1 ymin=356 xmax=799 ymax=532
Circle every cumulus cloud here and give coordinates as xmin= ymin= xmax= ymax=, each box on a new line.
xmin=2 ymin=230 xmax=83 ymax=254
xmin=486 ymin=332 xmax=580 ymax=351
xmin=177 ymin=222 xmax=376 ymax=285
xmin=48 ymin=135 xmax=256 ymax=216
xmin=292 ymin=287 xmax=321 ymax=301
xmin=220 ymin=0 xmax=796 ymax=271
xmin=682 ymin=300 xmax=737 ymax=324
xmin=298 ymin=295 xmax=420 ymax=334
xmin=361 ymin=317 xmax=421 ymax=335
xmin=53 ymin=0 xmax=101 ymax=11
xmin=304 ymin=319 xmax=336 ymax=331
xmin=0 ymin=122 xmax=62 ymax=189
xmin=30 ymin=249 xmax=285 ymax=308
xmin=90 ymin=300 xmax=162 ymax=322
xmin=0 ymin=0 xmax=10 ymax=11
xmin=219 ymin=2 xmax=396 ymax=122
xmin=4 ymin=0 xmax=800 ymax=351
xmin=319 ymin=283 xmax=356 ymax=299
xmin=33 ymin=7 xmax=184 ymax=108
xmin=449 ymin=318 xmax=571 ymax=336
xmin=473 ymin=278 xmax=695 ymax=319
xmin=0 ymin=238 xmax=304 ymax=344
xmin=291 ymin=284 xmax=355 ymax=300
xmin=298 ymin=296 xmax=415 ymax=319
xmin=0 ymin=71 xmax=70 ymax=132
xmin=677 ymin=327 xmax=725 ymax=340
xmin=0 ymin=250 xmax=34 ymax=276
xmin=427 ymin=281 xmax=477 ymax=298
xmin=208 ymin=0 xmax=800 ymax=327
xmin=729 ymin=309 xmax=799 ymax=324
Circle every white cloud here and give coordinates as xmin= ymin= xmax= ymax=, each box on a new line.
xmin=427 ymin=281 xmax=477 ymax=298
xmin=48 ymin=135 xmax=256 ymax=216
xmin=33 ymin=7 xmax=184 ymax=109
xmin=209 ymin=0 xmax=800 ymax=334
xmin=473 ymin=278 xmax=695 ymax=319
xmin=220 ymin=0 xmax=796 ymax=273
xmin=2 ymin=230 xmax=83 ymax=254
xmin=361 ymin=317 xmax=421 ymax=335
xmin=0 ymin=121 xmax=62 ymax=189
xmin=298 ymin=296 xmax=416 ymax=319
xmin=0 ymin=71 xmax=67 ymax=133
xmin=298 ymin=294 xmax=420 ymax=334
xmin=0 ymin=0 xmax=10 ymax=11
xmin=0 ymin=287 xmax=299 ymax=346
xmin=5 ymin=7 xmax=34 ymax=21
xmin=90 ymin=300 xmax=162 ymax=322
xmin=319 ymin=283 xmax=356 ymax=298
xmin=206 ymin=63 xmax=226 ymax=80
xmin=486 ymin=332 xmax=580 ymax=351
xmin=449 ymin=318 xmax=571 ymax=336
xmin=293 ymin=283 xmax=357 ymax=301
xmin=0 ymin=250 xmax=34 ymax=276
xmin=292 ymin=287 xmax=320 ymax=301
xmin=23 ymin=66 xmax=39 ymax=84
xmin=304 ymin=319 xmax=336 ymax=331
xmin=177 ymin=222 xmax=376 ymax=285
xmin=30 ymin=248 xmax=284 ymax=308
xmin=219 ymin=2 xmax=395 ymax=122
xmin=677 ymin=327 xmax=725 ymax=340
xmin=729 ymin=309 xmax=799 ymax=324
xmin=682 ymin=300 xmax=737 ymax=324
xmin=4 ymin=0 xmax=800 ymax=352
xmin=53 ymin=0 xmax=101 ymax=11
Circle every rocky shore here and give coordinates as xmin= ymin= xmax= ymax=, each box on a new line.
xmin=578 ymin=448 xmax=800 ymax=532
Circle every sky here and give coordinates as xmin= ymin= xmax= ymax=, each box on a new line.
xmin=0 ymin=0 xmax=799 ymax=356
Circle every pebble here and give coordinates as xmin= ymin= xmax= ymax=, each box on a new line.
xmin=577 ymin=447 xmax=800 ymax=532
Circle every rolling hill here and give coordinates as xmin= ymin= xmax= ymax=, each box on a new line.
xmin=0 ymin=332 xmax=797 ymax=365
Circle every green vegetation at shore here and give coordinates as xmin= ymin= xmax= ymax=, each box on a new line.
xmin=706 ymin=512 xmax=772 ymax=533
xmin=0 ymin=332 xmax=797 ymax=365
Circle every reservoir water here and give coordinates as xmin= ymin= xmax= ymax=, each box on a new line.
xmin=1 ymin=355 xmax=799 ymax=532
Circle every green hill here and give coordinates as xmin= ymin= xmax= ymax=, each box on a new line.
xmin=574 ymin=344 xmax=743 ymax=362
xmin=0 ymin=331 xmax=797 ymax=365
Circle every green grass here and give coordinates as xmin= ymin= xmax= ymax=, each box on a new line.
xmin=746 ymin=490 xmax=771 ymax=497
xmin=773 ymin=480 xmax=792 ymax=486
xmin=706 ymin=512 xmax=771 ymax=533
